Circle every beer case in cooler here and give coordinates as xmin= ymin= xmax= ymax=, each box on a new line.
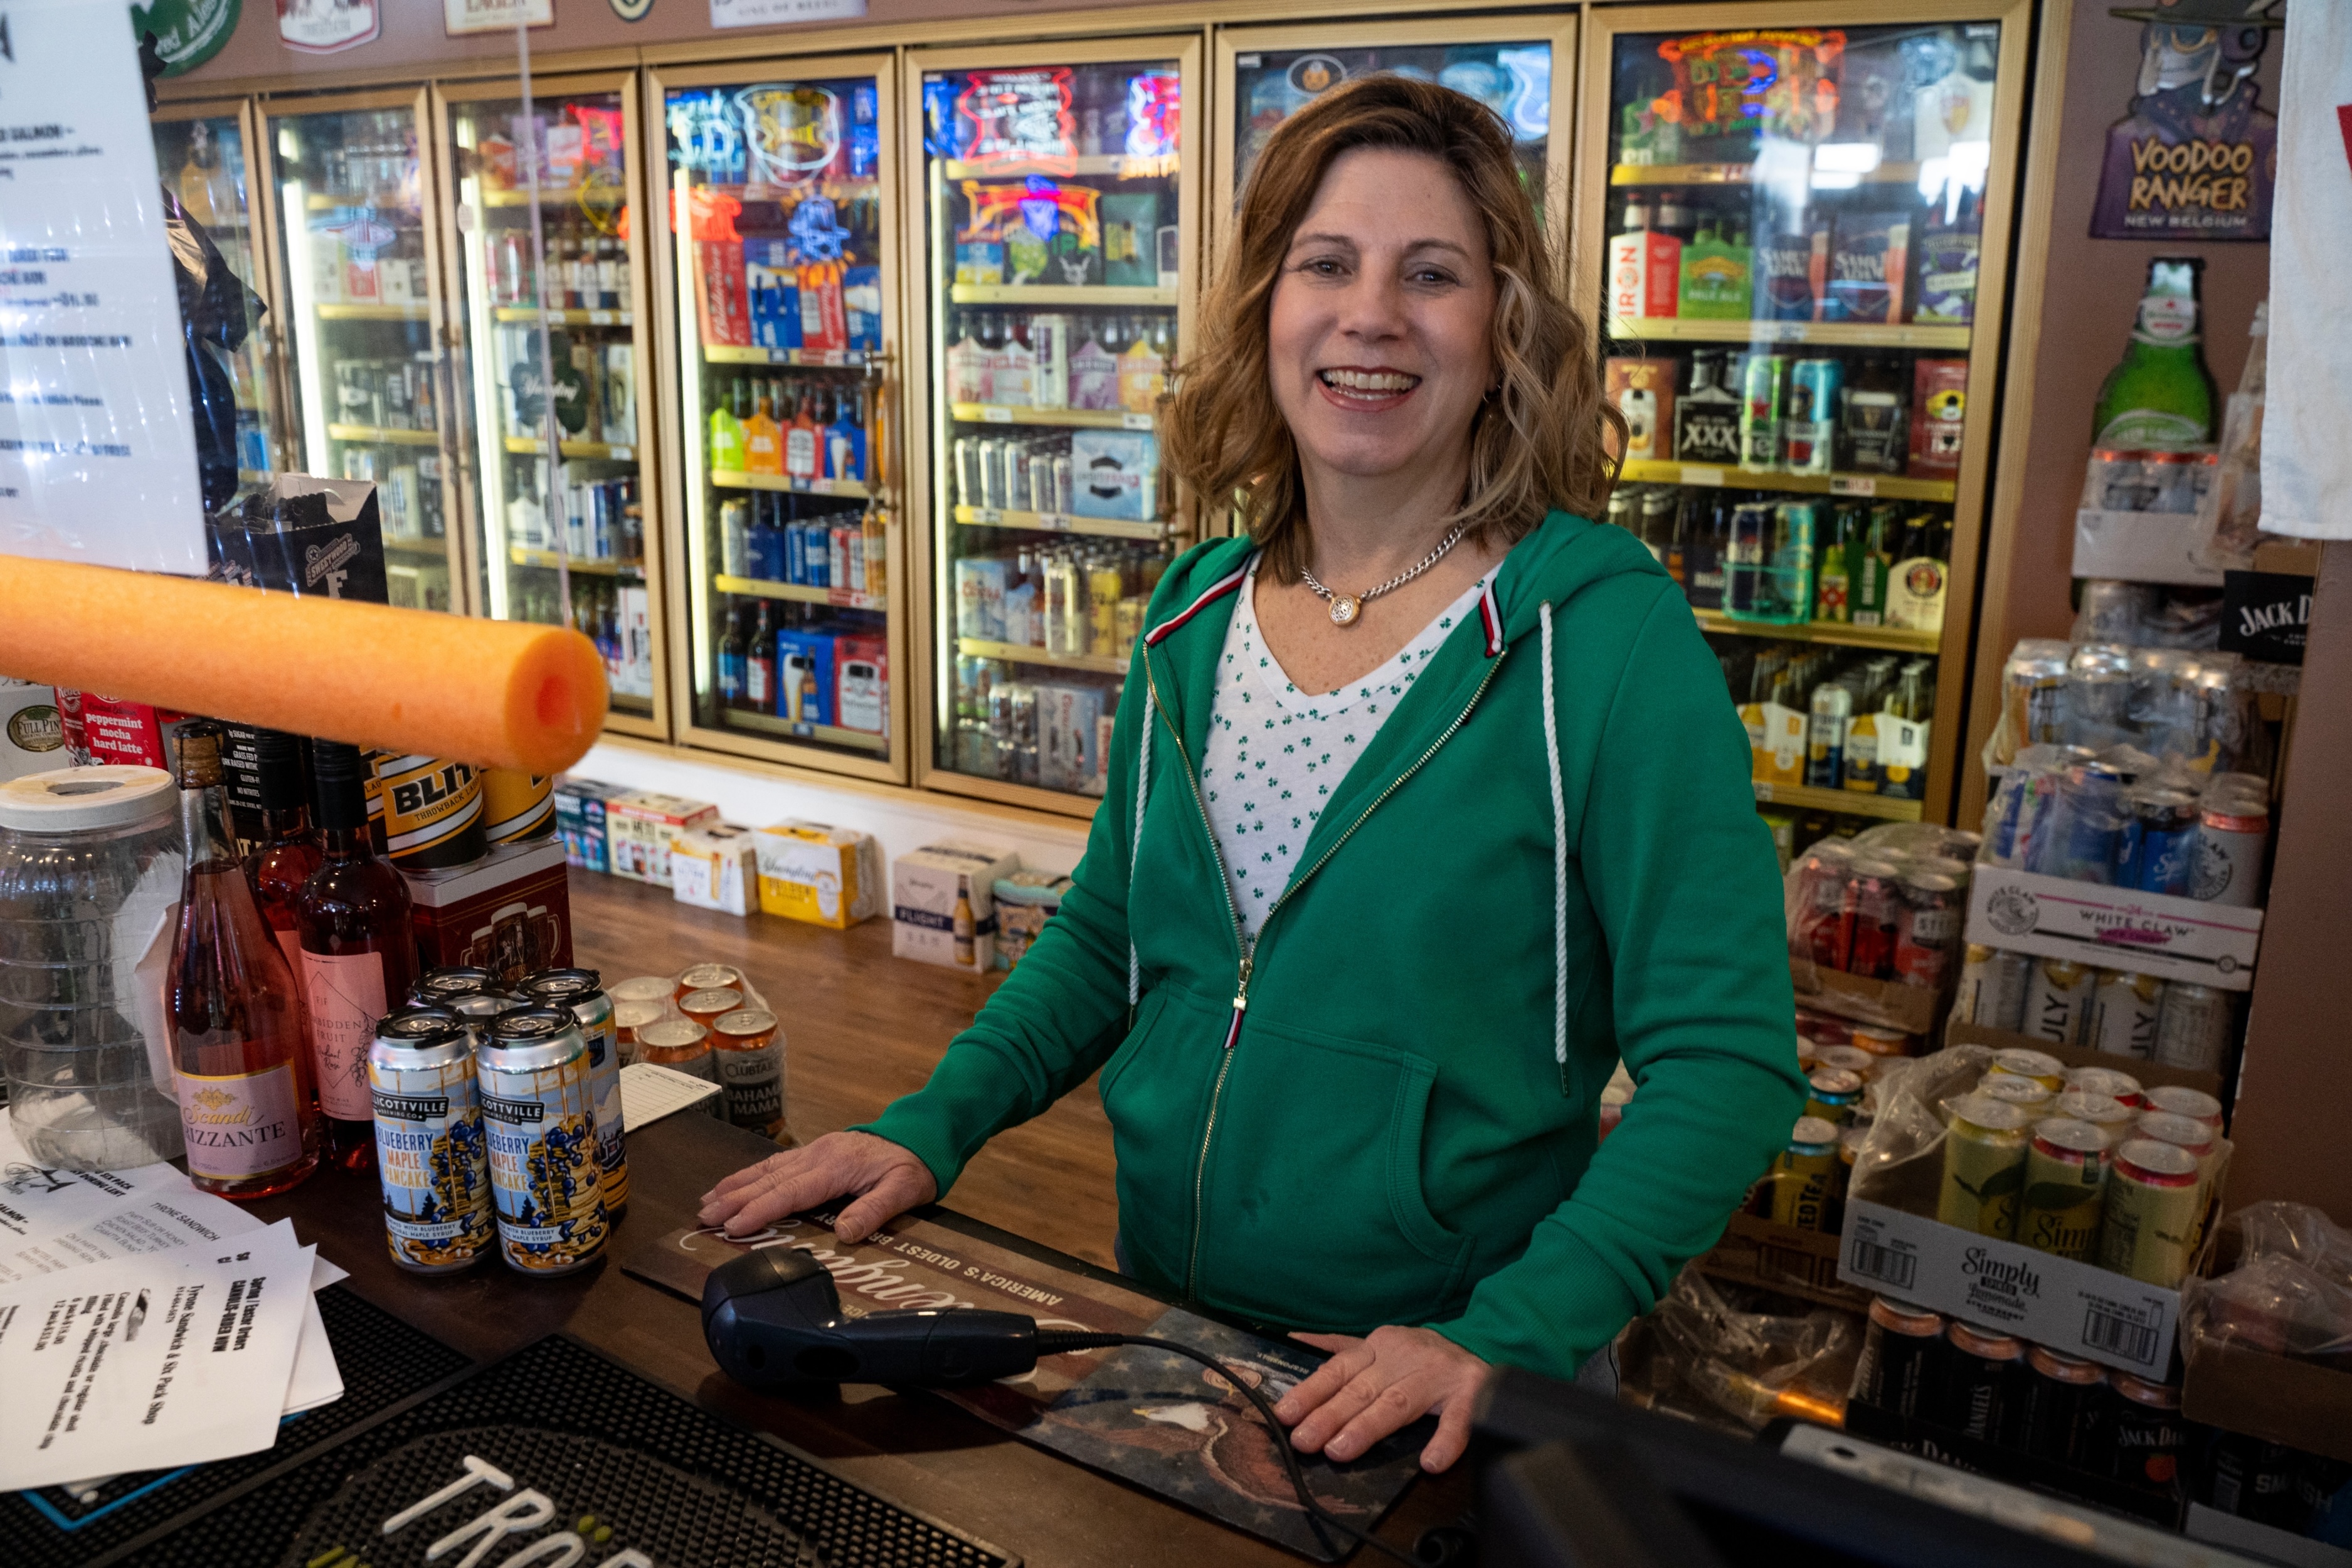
xmin=1604 ymin=358 xmax=1677 ymax=463
xmin=401 ymin=839 xmax=573 ymax=988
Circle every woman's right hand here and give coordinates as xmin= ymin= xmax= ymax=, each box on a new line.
xmin=696 ymin=1130 xmax=938 ymax=1243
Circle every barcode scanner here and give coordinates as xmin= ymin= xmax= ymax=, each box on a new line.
xmin=700 ymin=1244 xmax=1419 ymax=1565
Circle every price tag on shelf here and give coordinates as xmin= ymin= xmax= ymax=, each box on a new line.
xmin=1682 ymin=465 xmax=1725 ymax=487
xmin=1121 ymin=413 xmax=1154 ymax=430
xmin=1752 ymin=781 xmax=1774 ymax=803
xmin=589 ymin=311 xmax=616 ymax=325
xmin=1039 ymin=512 xmax=1071 ymax=532
xmin=1831 ymin=475 xmax=1877 ymax=497
xmin=1769 ymin=322 xmax=1808 ymax=344
xmin=973 ymin=507 xmax=1002 ymax=524
xmin=982 ymin=406 xmax=1014 ymax=424
xmin=610 ymin=446 xmax=633 ymax=463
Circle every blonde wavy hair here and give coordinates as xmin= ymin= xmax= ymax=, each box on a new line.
xmin=1162 ymin=74 xmax=1623 ymax=582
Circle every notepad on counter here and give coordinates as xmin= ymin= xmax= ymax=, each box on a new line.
xmin=621 ymin=1061 xmax=724 ymax=1131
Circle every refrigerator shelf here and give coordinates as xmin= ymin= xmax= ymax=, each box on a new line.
xmin=949 ymin=403 xmax=1155 ymax=430
xmin=316 ymin=302 xmax=433 ymax=322
xmin=1751 ymin=780 xmax=1923 ymax=822
xmin=1609 ymin=161 xmax=1926 ymax=188
xmin=504 ymin=437 xmax=638 ymax=461
xmin=709 ymin=470 xmax=874 ymax=500
xmin=1607 ymin=318 xmax=1972 ymax=351
xmin=383 ymin=536 xmax=450 ymax=556
xmin=1618 ymin=459 xmax=1957 ymax=505
xmin=948 ymin=284 xmax=1176 ymax=307
xmin=956 ymin=637 xmax=1127 ymax=677
xmin=728 ymin=709 xmax=891 ymax=752
xmin=478 ymin=187 xmax=623 ymax=208
xmin=327 ymin=423 xmax=440 ymax=446
xmin=703 ymin=346 xmax=877 ymax=369
xmin=509 ymin=549 xmax=644 ymax=576
xmin=492 ymin=307 xmax=633 ymax=326
xmin=952 ymin=505 xmax=1167 ymax=541
xmin=712 ymin=575 xmax=888 ymax=613
xmin=1693 ymin=610 xmax=1941 ymax=655
xmin=940 ymin=154 xmax=1175 ymax=181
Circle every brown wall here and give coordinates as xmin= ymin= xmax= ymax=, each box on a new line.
xmin=1964 ymin=0 xmax=2279 ymax=820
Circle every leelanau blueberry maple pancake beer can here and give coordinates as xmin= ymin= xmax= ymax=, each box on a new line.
xmin=476 ymin=1007 xmax=608 ymax=1274
xmin=370 ymin=1007 xmax=493 ymax=1274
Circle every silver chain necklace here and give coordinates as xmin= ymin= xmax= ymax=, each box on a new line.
xmin=1298 ymin=524 xmax=1470 ymax=627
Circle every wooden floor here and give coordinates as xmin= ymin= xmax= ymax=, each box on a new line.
xmin=570 ymin=868 xmax=1123 ymax=1270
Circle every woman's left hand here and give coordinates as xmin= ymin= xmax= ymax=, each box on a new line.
xmin=1273 ymin=1325 xmax=1490 ymax=1473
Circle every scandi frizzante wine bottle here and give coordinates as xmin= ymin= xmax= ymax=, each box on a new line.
xmin=295 ymin=741 xmax=417 ymax=1172
xmin=169 ymin=721 xmax=322 ymax=1199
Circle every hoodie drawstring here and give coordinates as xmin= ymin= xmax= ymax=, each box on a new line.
xmin=1540 ymin=601 xmax=1567 ymax=1093
xmin=1129 ymin=681 xmax=1155 ymax=1009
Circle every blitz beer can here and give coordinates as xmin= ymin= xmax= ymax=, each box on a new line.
xmin=373 ymin=753 xmax=487 ymax=869
xmin=480 ymin=768 xmax=557 ymax=844
xmin=476 ymin=1007 xmax=608 ymax=1274
xmin=521 ymin=968 xmax=628 ymax=1219
xmin=370 ymin=1007 xmax=494 ymax=1274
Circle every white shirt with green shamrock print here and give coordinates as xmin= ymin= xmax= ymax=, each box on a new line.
xmin=1201 ymin=558 xmax=1488 ymax=938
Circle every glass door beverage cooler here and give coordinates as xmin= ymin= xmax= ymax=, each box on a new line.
xmin=152 ymin=98 xmax=290 ymax=490
xmin=906 ymin=38 xmax=1203 ymax=815
xmin=653 ymin=56 xmax=905 ymax=780
xmin=1214 ymin=19 xmax=1576 ymax=254
xmin=1576 ymin=4 xmax=2029 ymax=825
xmin=260 ymin=90 xmax=467 ymax=615
xmin=436 ymin=73 xmax=669 ymax=740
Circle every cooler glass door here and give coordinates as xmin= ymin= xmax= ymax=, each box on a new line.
xmin=908 ymin=38 xmax=1203 ymax=816
xmin=1578 ymin=6 xmax=2028 ymax=825
xmin=262 ymin=90 xmax=467 ymax=615
xmin=655 ymin=58 xmax=904 ymax=780
xmin=437 ymin=75 xmax=668 ymax=739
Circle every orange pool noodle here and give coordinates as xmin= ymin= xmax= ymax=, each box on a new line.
xmin=0 ymin=559 xmax=608 ymax=775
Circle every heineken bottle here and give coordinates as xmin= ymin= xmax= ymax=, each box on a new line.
xmin=2091 ymin=258 xmax=2218 ymax=450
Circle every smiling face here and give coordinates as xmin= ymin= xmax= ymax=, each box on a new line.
xmin=1266 ymin=146 xmax=1498 ymax=490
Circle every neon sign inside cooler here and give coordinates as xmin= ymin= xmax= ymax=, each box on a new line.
xmin=954 ymin=68 xmax=1076 ymax=171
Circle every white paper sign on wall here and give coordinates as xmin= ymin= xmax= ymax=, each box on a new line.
xmin=0 ymin=0 xmax=206 ymax=575
xmin=278 ymin=0 xmax=381 ymax=54
xmin=444 ymin=0 xmax=553 ymax=36
xmin=711 ymin=0 xmax=867 ymax=29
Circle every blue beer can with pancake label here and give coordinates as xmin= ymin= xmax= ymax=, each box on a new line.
xmin=475 ymin=1007 xmax=609 ymax=1274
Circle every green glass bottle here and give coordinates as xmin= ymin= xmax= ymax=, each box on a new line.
xmin=709 ymin=378 xmax=748 ymax=472
xmin=2091 ymin=258 xmax=2218 ymax=450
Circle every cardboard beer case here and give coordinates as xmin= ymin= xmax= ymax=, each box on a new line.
xmin=606 ymin=790 xmax=719 ymax=888
xmin=671 ymin=823 xmax=760 ymax=916
xmin=400 ymin=839 xmax=572 ymax=988
xmin=892 ymin=840 xmax=1020 ymax=970
xmin=754 ymin=820 xmax=882 ymax=930
xmin=1964 ymin=864 xmax=2264 ymax=992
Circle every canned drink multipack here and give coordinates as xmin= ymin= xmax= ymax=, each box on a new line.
xmin=477 ymin=1007 xmax=608 ymax=1274
xmin=370 ymin=1007 xmax=495 ymax=1274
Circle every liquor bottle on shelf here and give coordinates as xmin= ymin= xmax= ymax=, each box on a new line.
xmin=295 ymin=743 xmax=417 ymax=1172
xmin=243 ymin=731 xmax=324 ymax=1025
xmin=169 ymin=723 xmax=322 ymax=1200
xmin=785 ymin=384 xmax=821 ymax=482
xmin=747 ymin=602 xmax=776 ymax=713
xmin=711 ymin=378 xmax=747 ymax=472
xmin=2092 ymin=258 xmax=2217 ymax=450
xmin=946 ymin=312 xmax=988 ymax=403
xmin=719 ymin=609 xmax=748 ymax=704
xmin=744 ymin=381 xmax=782 ymax=476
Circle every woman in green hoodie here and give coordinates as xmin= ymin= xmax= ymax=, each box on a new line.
xmin=701 ymin=76 xmax=1806 ymax=1474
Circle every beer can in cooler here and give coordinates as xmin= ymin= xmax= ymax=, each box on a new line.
xmin=2064 ymin=1064 xmax=2144 ymax=1106
xmin=2022 ymin=958 xmax=2095 ymax=1047
xmin=2190 ymin=799 xmax=2269 ymax=907
xmin=476 ymin=1007 xmax=608 ymax=1274
xmin=712 ymin=1007 xmax=787 ymax=1139
xmin=374 ymin=753 xmax=488 ymax=870
xmin=2017 ymin=1117 xmax=2111 ymax=1261
xmin=2143 ymin=1082 xmax=2222 ymax=1133
xmin=1977 ymin=1074 xmax=2053 ymax=1114
xmin=2134 ymin=1110 xmax=2217 ymax=1185
xmin=2154 ymin=983 xmax=2232 ymax=1073
xmin=1790 ymin=840 xmax=1857 ymax=969
xmin=1939 ymin=1320 xmax=2027 ymax=1444
xmin=1784 ymin=359 xmax=1842 ymax=475
xmin=1952 ymin=945 xmax=2030 ymax=1032
xmin=2109 ymin=1375 xmax=2187 ymax=1490
xmin=1844 ymin=857 xmax=1904 ymax=980
xmin=1803 ymin=1067 xmax=1863 ymax=1126
xmin=369 ymin=1007 xmax=494 ymax=1274
xmin=480 ymin=768 xmax=556 ymax=844
xmin=2053 ymin=1089 xmax=2138 ymax=1137
xmin=1051 ymin=455 xmax=1075 ymax=515
xmin=1767 ymin=1115 xmax=1841 ymax=1231
xmin=1987 ymin=1046 xmax=2067 ymax=1091
xmin=637 ymin=1019 xmax=723 ymax=1116
xmin=2117 ymin=786 xmax=2200 ymax=897
xmin=977 ymin=438 xmax=1005 ymax=509
xmin=1858 ymin=1297 xmax=1947 ymax=1419
xmin=2020 ymin=1347 xmax=2108 ymax=1468
xmin=954 ymin=437 xmax=983 ymax=509
xmin=1028 ymin=314 xmax=1070 ymax=409
xmin=2086 ymin=970 xmax=2164 ymax=1061
xmin=2003 ymin=645 xmax=2072 ymax=753
xmin=521 ymin=968 xmax=628 ymax=1219
xmin=1739 ymin=353 xmax=1786 ymax=469
xmin=1892 ymin=872 xmax=1961 ymax=989
xmin=2045 ymin=762 xmax=2129 ymax=884
xmin=1805 ymin=681 xmax=1851 ymax=789
xmin=2096 ymin=1138 xmax=2201 ymax=1287
xmin=1936 ymin=1091 xmax=2035 ymax=1239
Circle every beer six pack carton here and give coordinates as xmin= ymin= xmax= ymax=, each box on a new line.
xmin=607 ymin=791 xmax=720 ymax=888
xmin=753 ymin=820 xmax=881 ymax=929
xmin=892 ymin=840 xmax=1020 ymax=970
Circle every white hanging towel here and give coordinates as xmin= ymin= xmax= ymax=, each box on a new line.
xmin=2260 ymin=1 xmax=2352 ymax=538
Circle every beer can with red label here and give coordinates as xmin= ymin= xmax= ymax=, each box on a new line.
xmin=1893 ymin=871 xmax=1962 ymax=989
xmin=1844 ymin=857 xmax=1904 ymax=980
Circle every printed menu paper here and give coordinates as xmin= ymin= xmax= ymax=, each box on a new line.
xmin=0 ymin=1219 xmax=315 ymax=1491
xmin=620 ymin=1061 xmax=724 ymax=1131
xmin=0 ymin=0 xmax=206 ymax=573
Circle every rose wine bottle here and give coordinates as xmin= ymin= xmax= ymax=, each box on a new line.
xmin=295 ymin=741 xmax=418 ymax=1172
xmin=169 ymin=723 xmax=322 ymax=1199
xmin=243 ymin=731 xmax=322 ymax=1028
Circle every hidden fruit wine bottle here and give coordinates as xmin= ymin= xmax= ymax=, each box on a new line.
xmin=169 ymin=722 xmax=322 ymax=1199
xmin=295 ymin=741 xmax=418 ymax=1172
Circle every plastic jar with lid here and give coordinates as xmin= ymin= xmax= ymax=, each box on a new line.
xmin=0 ymin=766 xmax=186 ymax=1168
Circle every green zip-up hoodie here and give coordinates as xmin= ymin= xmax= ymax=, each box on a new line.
xmin=861 ymin=511 xmax=1806 ymax=1380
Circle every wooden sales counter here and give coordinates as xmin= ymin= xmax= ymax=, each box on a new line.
xmin=236 ymin=872 xmax=1470 ymax=1567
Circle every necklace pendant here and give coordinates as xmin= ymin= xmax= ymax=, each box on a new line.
xmin=1328 ymin=594 xmax=1362 ymax=627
